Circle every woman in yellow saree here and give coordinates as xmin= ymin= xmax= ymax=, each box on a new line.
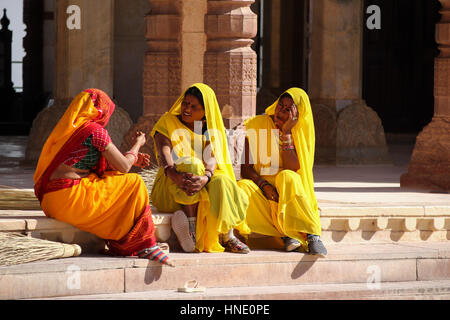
xmin=150 ymin=83 xmax=251 ymax=253
xmin=238 ymin=88 xmax=327 ymax=255
xmin=34 ymin=89 xmax=174 ymax=267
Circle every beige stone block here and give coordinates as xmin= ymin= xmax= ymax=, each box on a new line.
xmin=417 ymin=259 xmax=450 ymax=281
xmin=321 ymin=228 xmax=449 ymax=243
xmin=124 ymin=258 xmax=417 ymax=293
xmin=417 ymin=218 xmax=447 ymax=231
xmin=344 ymin=218 xmax=360 ymax=231
xmin=318 ymin=206 xmax=425 ymax=217
xmin=424 ymin=206 xmax=450 ymax=216
xmin=30 ymin=217 xmax=75 ymax=231
xmin=375 ymin=217 xmax=389 ymax=231
xmin=356 ymin=218 xmax=388 ymax=232
xmin=153 ymin=213 xmax=172 ymax=242
xmin=0 ymin=269 xmax=124 ymax=299
xmin=320 ymin=218 xmax=332 ymax=230
xmin=402 ymin=218 xmax=417 ymax=232
xmin=0 ymin=219 xmax=26 ymax=231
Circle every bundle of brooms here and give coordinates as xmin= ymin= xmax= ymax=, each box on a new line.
xmin=0 ymin=232 xmax=82 ymax=267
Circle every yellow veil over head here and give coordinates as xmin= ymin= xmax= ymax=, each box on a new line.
xmin=151 ymin=83 xmax=235 ymax=180
xmin=265 ymin=87 xmax=318 ymax=211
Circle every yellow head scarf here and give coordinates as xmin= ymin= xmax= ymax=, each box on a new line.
xmin=265 ymin=87 xmax=317 ymax=208
xmin=151 ymin=83 xmax=235 ymax=180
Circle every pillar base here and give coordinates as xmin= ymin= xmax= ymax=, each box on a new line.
xmin=400 ymin=117 xmax=450 ymax=192
xmin=312 ymin=102 xmax=391 ymax=166
xmin=25 ymin=99 xmax=133 ymax=164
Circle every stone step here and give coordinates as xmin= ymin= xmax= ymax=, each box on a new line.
xmin=43 ymin=280 xmax=450 ymax=300
xmin=1 ymin=188 xmax=449 ymax=248
xmin=1 ymin=206 xmax=449 ymax=253
xmin=1 ymin=242 xmax=449 ymax=299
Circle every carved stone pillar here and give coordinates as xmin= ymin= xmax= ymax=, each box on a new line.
xmin=309 ymin=0 xmax=390 ymax=165
xmin=142 ymin=0 xmax=181 ymax=122
xmin=122 ymin=0 xmax=208 ymax=157
xmin=401 ymin=0 xmax=450 ymax=192
xmin=204 ymin=0 xmax=258 ymax=128
xmin=25 ymin=0 xmax=132 ymax=162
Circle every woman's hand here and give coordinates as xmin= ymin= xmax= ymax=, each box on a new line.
xmin=135 ymin=152 xmax=150 ymax=168
xmin=281 ymin=104 xmax=299 ymax=134
xmin=133 ymin=131 xmax=147 ymax=147
xmin=166 ymin=167 xmax=187 ymax=189
xmin=262 ymin=183 xmax=279 ymax=202
xmin=182 ymin=173 xmax=208 ymax=196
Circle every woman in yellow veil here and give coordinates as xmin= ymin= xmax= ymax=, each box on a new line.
xmin=34 ymin=89 xmax=174 ymax=267
xmin=151 ymin=83 xmax=251 ymax=253
xmin=238 ymin=88 xmax=327 ymax=255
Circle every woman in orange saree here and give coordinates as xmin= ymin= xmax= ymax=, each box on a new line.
xmin=33 ymin=88 xmax=174 ymax=267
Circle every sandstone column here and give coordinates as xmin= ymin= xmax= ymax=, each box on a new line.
xmin=54 ymin=0 xmax=114 ymax=100
xmin=122 ymin=0 xmax=208 ymax=157
xmin=25 ymin=0 xmax=132 ymax=162
xmin=141 ymin=0 xmax=181 ymax=125
xmin=401 ymin=0 xmax=450 ymax=192
xmin=309 ymin=0 xmax=390 ymax=165
xmin=204 ymin=0 xmax=258 ymax=128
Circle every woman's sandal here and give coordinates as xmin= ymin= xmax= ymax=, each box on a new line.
xmin=177 ymin=280 xmax=205 ymax=293
xmin=171 ymin=210 xmax=195 ymax=253
xmin=223 ymin=237 xmax=250 ymax=254
xmin=137 ymin=246 xmax=175 ymax=267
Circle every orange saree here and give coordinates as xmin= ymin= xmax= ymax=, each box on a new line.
xmin=34 ymin=89 xmax=156 ymax=256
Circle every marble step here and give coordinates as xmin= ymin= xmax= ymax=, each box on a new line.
xmin=44 ymin=280 xmax=450 ymax=300
xmin=1 ymin=242 xmax=449 ymax=300
xmin=1 ymin=188 xmax=449 ymax=251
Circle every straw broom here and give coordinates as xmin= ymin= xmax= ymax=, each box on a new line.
xmin=0 ymin=232 xmax=82 ymax=267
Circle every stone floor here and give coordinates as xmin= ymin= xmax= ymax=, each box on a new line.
xmin=1 ymin=135 xmax=448 ymax=207
xmin=1 ymin=241 xmax=449 ymax=300
xmin=0 ymin=135 xmax=449 ymax=301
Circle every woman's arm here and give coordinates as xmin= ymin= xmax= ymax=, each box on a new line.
xmin=182 ymin=141 xmax=216 ymax=196
xmin=102 ymin=132 xmax=146 ymax=173
xmin=241 ymin=138 xmax=279 ymax=202
xmin=279 ymin=132 xmax=300 ymax=172
xmin=154 ymin=132 xmax=187 ymax=189
xmin=279 ymin=105 xmax=300 ymax=172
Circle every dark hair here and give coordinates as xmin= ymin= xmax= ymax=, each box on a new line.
xmin=184 ymin=86 xmax=208 ymax=134
xmin=279 ymin=92 xmax=293 ymax=101
xmin=185 ymin=86 xmax=205 ymax=108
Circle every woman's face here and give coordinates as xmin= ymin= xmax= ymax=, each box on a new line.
xmin=274 ymin=96 xmax=295 ymax=129
xmin=180 ymin=94 xmax=205 ymax=124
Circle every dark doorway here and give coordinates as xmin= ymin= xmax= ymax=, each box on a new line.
xmin=252 ymin=0 xmax=309 ymax=114
xmin=362 ymin=0 xmax=440 ymax=134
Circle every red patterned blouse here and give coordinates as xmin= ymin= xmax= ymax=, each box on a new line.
xmin=63 ymin=127 xmax=112 ymax=170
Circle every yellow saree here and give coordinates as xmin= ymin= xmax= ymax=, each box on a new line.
xmin=238 ymin=88 xmax=322 ymax=250
xmin=150 ymin=83 xmax=250 ymax=252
